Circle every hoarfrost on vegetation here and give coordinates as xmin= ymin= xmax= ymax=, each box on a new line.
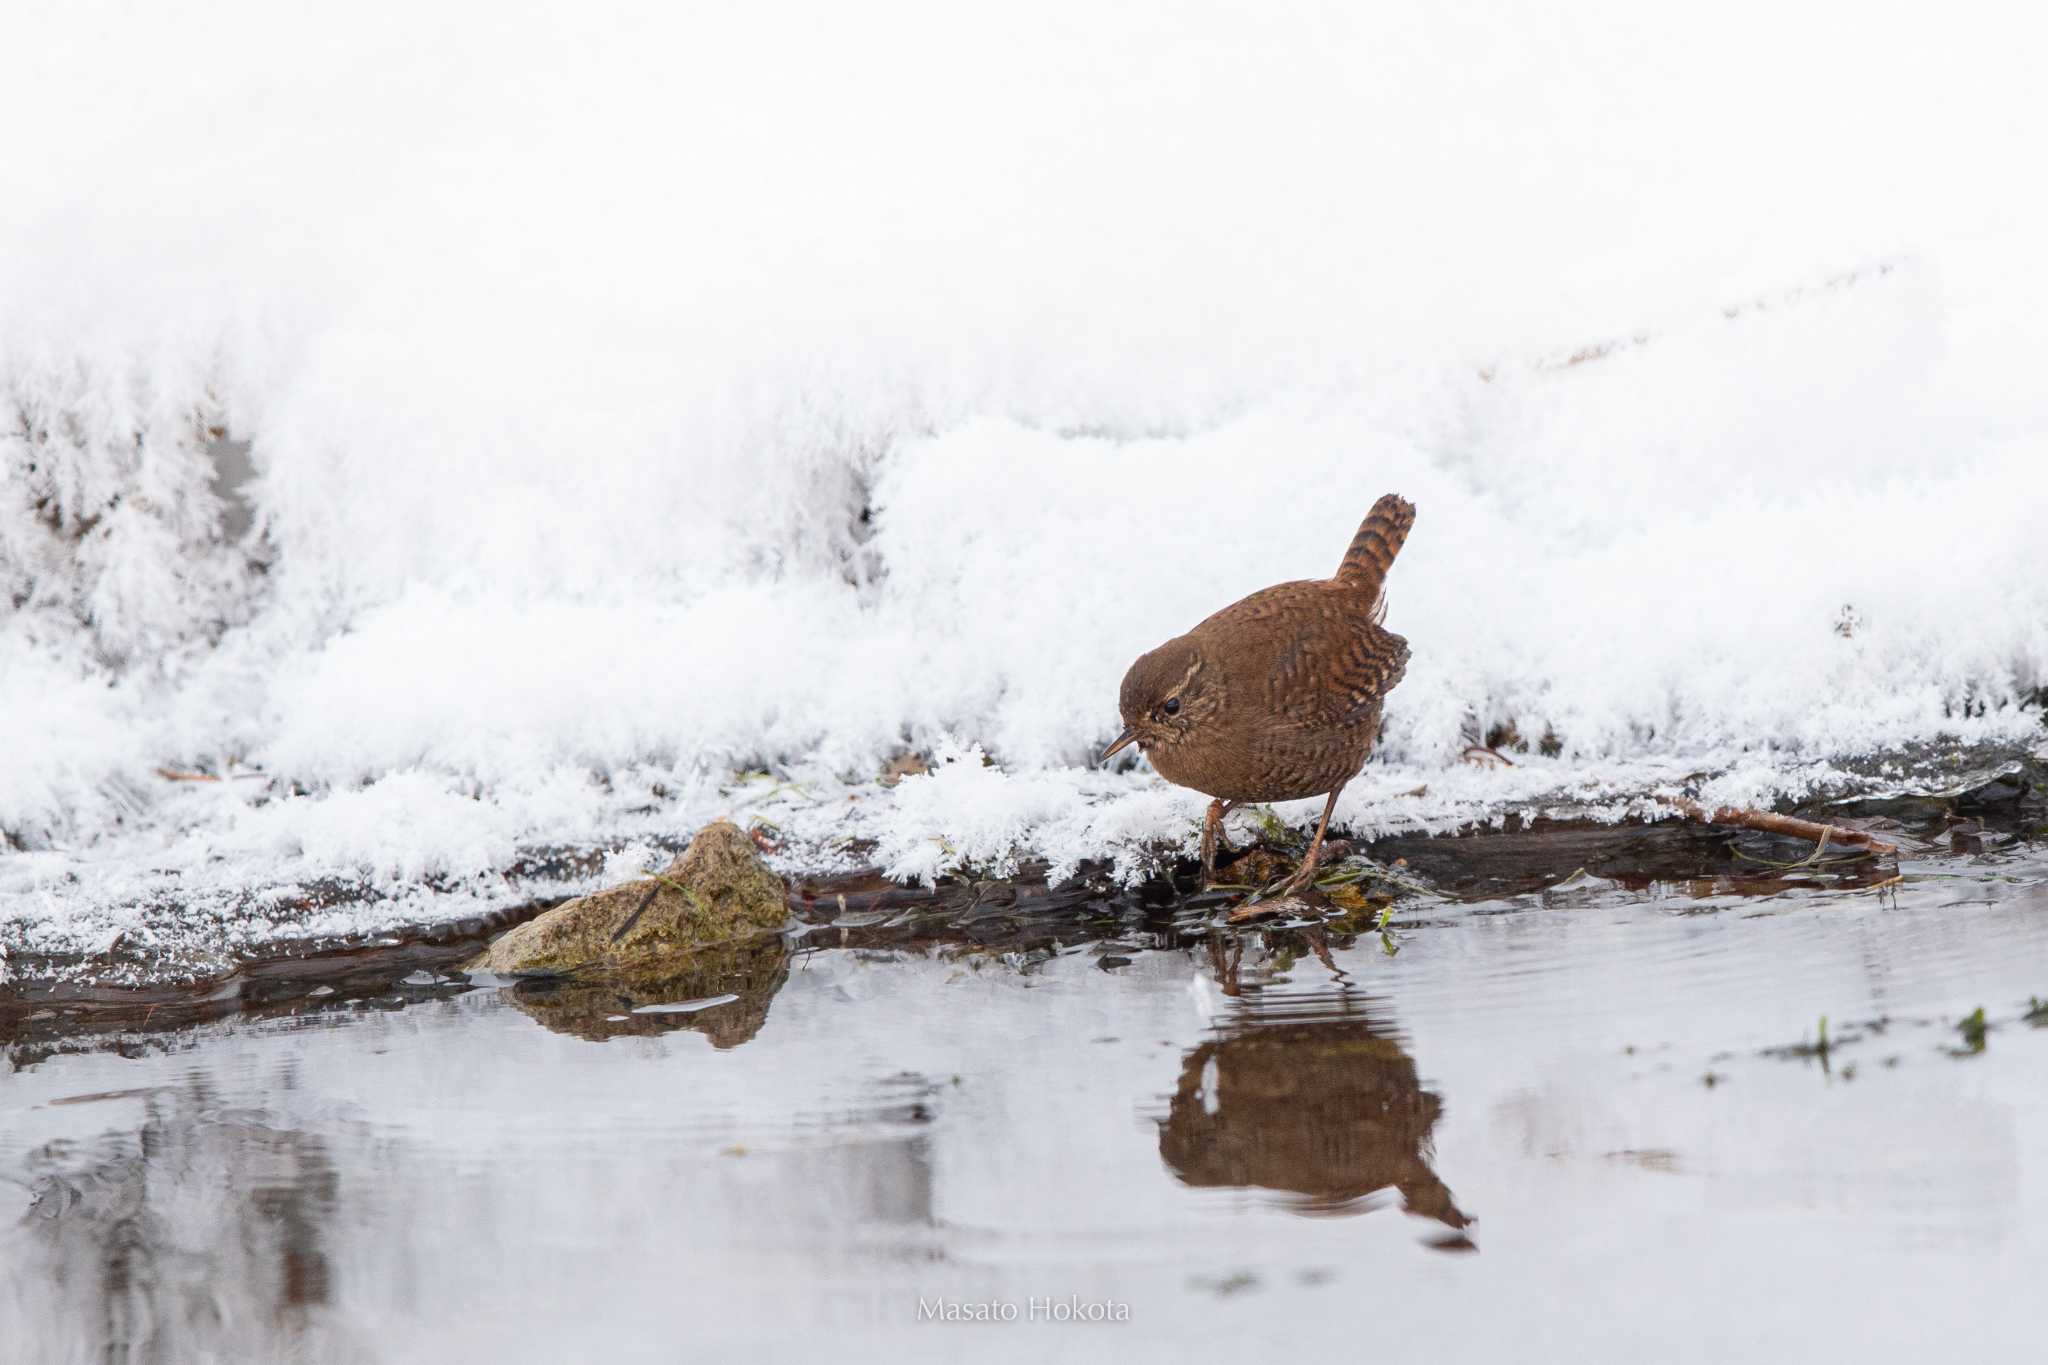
xmin=2 ymin=0 xmax=2045 ymax=972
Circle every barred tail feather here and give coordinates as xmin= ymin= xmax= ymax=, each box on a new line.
xmin=1336 ymin=494 xmax=1416 ymax=603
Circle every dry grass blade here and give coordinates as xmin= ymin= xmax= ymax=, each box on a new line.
xmin=154 ymin=767 xmax=270 ymax=783
xmin=155 ymin=767 xmax=221 ymax=782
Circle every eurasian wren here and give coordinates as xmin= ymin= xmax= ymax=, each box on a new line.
xmin=1102 ymin=494 xmax=1416 ymax=893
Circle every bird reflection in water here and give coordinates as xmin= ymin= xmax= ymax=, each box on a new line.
xmin=1157 ymin=930 xmax=1470 ymax=1234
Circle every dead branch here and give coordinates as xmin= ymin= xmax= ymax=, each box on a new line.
xmin=1665 ymin=796 xmax=1897 ymax=855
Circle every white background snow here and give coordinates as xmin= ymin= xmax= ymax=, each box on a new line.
xmin=3 ymin=1 xmax=2044 ymax=968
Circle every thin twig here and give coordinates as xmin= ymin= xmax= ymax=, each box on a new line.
xmin=609 ymin=881 xmax=670 ymax=943
xmin=606 ymin=875 xmax=712 ymax=941
xmin=1666 ymin=796 xmax=1897 ymax=855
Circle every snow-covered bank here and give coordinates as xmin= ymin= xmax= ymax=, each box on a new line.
xmin=4 ymin=2 xmax=2045 ymax=975
xmin=6 ymin=738 xmax=2044 ymax=988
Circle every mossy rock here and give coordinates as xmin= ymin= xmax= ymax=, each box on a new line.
xmin=469 ymin=819 xmax=786 ymax=978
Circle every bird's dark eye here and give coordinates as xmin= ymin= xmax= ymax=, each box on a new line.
xmin=1162 ymin=697 xmax=1180 ymax=717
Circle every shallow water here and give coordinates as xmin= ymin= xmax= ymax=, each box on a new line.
xmin=5 ymin=816 xmax=2047 ymax=1362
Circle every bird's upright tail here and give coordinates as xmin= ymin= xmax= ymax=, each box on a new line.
xmin=1336 ymin=494 xmax=1416 ymax=611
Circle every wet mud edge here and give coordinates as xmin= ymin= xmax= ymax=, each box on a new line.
xmin=3 ymin=768 xmax=2041 ymax=1050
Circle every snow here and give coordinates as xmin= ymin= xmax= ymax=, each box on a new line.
xmin=3 ymin=1 xmax=2046 ymax=978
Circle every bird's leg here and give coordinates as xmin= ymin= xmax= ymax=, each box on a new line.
xmin=1206 ymin=930 xmax=1245 ymax=996
xmin=1275 ymin=787 xmax=1344 ymax=896
xmin=1199 ymin=799 xmax=1242 ymax=888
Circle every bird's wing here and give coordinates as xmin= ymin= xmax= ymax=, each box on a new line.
xmin=1202 ymin=583 xmax=1410 ymax=733
xmin=1258 ymin=620 xmax=1407 ymax=731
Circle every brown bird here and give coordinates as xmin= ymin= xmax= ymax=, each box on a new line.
xmin=1101 ymin=494 xmax=1416 ymax=895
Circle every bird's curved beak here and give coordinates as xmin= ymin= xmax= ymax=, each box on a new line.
xmin=1100 ymin=728 xmax=1138 ymax=763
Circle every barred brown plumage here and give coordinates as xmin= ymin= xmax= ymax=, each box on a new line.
xmin=1101 ymin=494 xmax=1416 ymax=894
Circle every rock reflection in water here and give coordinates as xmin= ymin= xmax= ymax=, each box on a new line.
xmin=499 ymin=935 xmax=791 ymax=1045
xmin=1158 ymin=999 xmax=1469 ymax=1229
